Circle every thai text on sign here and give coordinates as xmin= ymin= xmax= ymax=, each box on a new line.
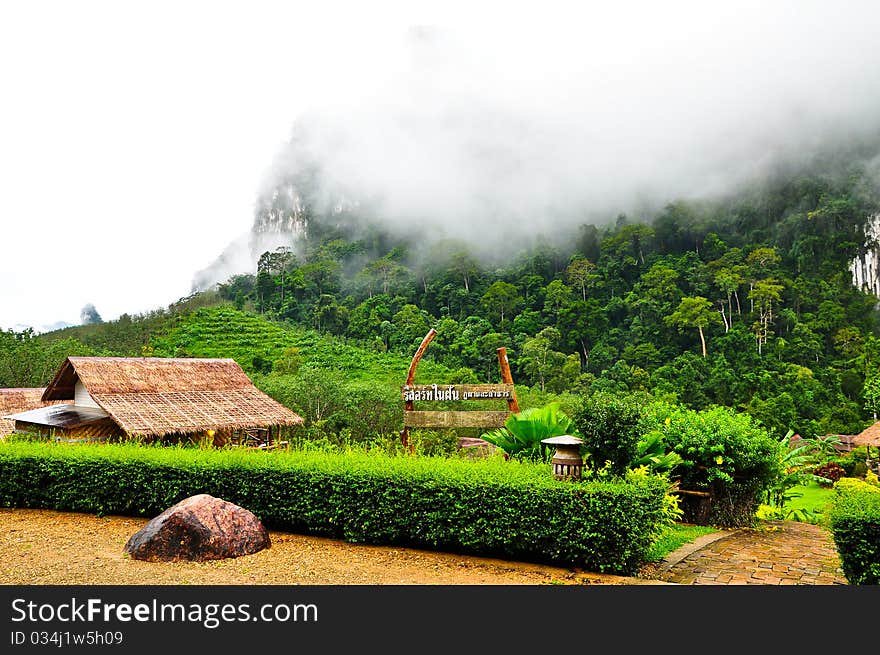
xmin=400 ymin=384 xmax=514 ymax=402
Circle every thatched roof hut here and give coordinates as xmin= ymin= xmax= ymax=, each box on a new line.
xmin=853 ymin=421 xmax=880 ymax=448
xmin=853 ymin=422 xmax=880 ymax=474
xmin=789 ymin=432 xmax=857 ymax=453
xmin=6 ymin=357 xmax=302 ymax=441
xmin=0 ymin=388 xmax=70 ymax=437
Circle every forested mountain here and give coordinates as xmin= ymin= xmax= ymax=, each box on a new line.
xmin=207 ymin=147 xmax=880 ymax=439
xmin=4 ymin=143 xmax=880 ymax=443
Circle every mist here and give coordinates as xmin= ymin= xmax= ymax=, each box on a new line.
xmin=196 ymin=2 xmax=880 ymax=288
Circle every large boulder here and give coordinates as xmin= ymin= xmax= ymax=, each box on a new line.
xmin=124 ymin=494 xmax=270 ymax=562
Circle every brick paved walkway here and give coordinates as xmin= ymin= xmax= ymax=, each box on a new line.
xmin=649 ymin=520 xmax=847 ymax=585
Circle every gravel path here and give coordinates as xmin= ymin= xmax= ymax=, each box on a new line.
xmin=0 ymin=508 xmax=658 ymax=585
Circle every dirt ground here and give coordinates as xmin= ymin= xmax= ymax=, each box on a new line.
xmin=0 ymin=508 xmax=661 ymax=586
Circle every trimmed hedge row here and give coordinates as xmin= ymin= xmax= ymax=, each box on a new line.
xmin=0 ymin=442 xmax=669 ymax=575
xmin=829 ymin=478 xmax=880 ymax=585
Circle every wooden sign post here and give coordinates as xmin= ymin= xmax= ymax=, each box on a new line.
xmin=400 ymin=328 xmax=520 ymax=451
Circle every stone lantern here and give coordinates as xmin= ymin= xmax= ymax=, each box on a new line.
xmin=540 ymin=435 xmax=585 ymax=481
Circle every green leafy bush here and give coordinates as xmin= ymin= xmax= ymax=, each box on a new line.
xmin=257 ymin=369 xmax=404 ymax=445
xmin=479 ymin=402 xmax=579 ymax=462
xmin=0 ymin=441 xmax=669 ymax=575
xmin=829 ymin=478 xmax=880 ymax=584
xmin=850 ymin=461 xmax=869 ymax=479
xmin=834 ymin=446 xmax=869 ymax=478
xmin=573 ymin=392 xmax=644 ymax=475
xmin=639 ymin=402 xmax=782 ymax=526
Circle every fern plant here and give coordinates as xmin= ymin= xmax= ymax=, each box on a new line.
xmin=479 ymin=402 xmax=580 ymax=462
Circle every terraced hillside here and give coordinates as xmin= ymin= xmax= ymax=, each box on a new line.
xmin=148 ymin=305 xmax=452 ymax=386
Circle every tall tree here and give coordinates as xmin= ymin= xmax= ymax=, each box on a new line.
xmin=863 ymin=373 xmax=880 ymax=421
xmin=714 ymin=267 xmax=744 ymax=327
xmin=543 ymin=279 xmax=574 ymax=322
xmin=665 ymin=296 xmax=722 ymax=358
xmin=364 ymin=256 xmax=409 ymax=296
xmin=481 ymin=281 xmax=522 ymax=330
xmin=448 ymin=250 xmax=480 ymax=293
xmin=745 ymin=247 xmax=780 ymax=313
xmin=565 ymin=257 xmax=600 ymax=301
xmin=520 ymin=327 xmax=567 ymax=392
xmin=748 ymin=279 xmax=784 ymax=355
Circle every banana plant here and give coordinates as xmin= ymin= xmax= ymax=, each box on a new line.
xmin=766 ymin=429 xmax=830 ymax=508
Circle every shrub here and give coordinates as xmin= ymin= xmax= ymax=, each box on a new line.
xmin=836 ymin=446 xmax=868 ymax=477
xmin=0 ymin=441 xmax=669 ymax=575
xmin=829 ymin=478 xmax=880 ymax=584
xmin=573 ymin=392 xmax=644 ymax=475
xmin=814 ymin=462 xmax=846 ymax=487
xmin=259 ymin=370 xmax=402 ymax=444
xmin=850 ymin=461 xmax=869 ymax=479
xmin=632 ymin=430 xmax=683 ymax=475
xmin=638 ymin=402 xmax=782 ymax=527
xmin=409 ymin=430 xmax=461 ymax=457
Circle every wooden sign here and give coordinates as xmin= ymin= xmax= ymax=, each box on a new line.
xmin=403 ymin=410 xmax=512 ymax=429
xmin=400 ymin=329 xmax=519 ymax=450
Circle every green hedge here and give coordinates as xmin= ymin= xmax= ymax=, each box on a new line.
xmin=829 ymin=478 xmax=880 ymax=585
xmin=0 ymin=442 xmax=669 ymax=575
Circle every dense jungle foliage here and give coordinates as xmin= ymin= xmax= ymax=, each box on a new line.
xmin=5 ymin=159 xmax=880 ymax=442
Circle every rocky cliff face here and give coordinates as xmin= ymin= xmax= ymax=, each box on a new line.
xmin=191 ymin=172 xmax=361 ymax=293
xmin=850 ymin=213 xmax=880 ymax=299
xmin=249 ymin=183 xmax=310 ymax=256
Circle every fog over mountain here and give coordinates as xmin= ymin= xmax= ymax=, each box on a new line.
xmin=194 ymin=3 xmax=880 ymax=291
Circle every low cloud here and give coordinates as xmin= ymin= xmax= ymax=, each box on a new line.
xmin=198 ymin=4 xmax=880 ymax=287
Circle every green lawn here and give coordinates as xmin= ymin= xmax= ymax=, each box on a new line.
xmin=783 ymin=481 xmax=835 ymax=514
xmin=755 ymin=480 xmax=838 ymax=523
xmin=644 ymin=523 xmax=719 ymax=562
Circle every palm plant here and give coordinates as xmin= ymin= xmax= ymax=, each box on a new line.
xmin=479 ymin=402 xmax=579 ymax=462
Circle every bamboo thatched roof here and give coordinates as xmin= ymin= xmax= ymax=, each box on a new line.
xmin=42 ymin=357 xmax=303 ymax=437
xmin=0 ymin=388 xmax=70 ymax=436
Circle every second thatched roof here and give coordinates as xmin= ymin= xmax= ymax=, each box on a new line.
xmin=41 ymin=357 xmax=303 ymax=437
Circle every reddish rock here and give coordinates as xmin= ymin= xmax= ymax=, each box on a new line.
xmin=124 ymin=494 xmax=270 ymax=562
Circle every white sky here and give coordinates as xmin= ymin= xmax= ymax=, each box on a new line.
xmin=2 ymin=1 xmax=879 ymax=331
